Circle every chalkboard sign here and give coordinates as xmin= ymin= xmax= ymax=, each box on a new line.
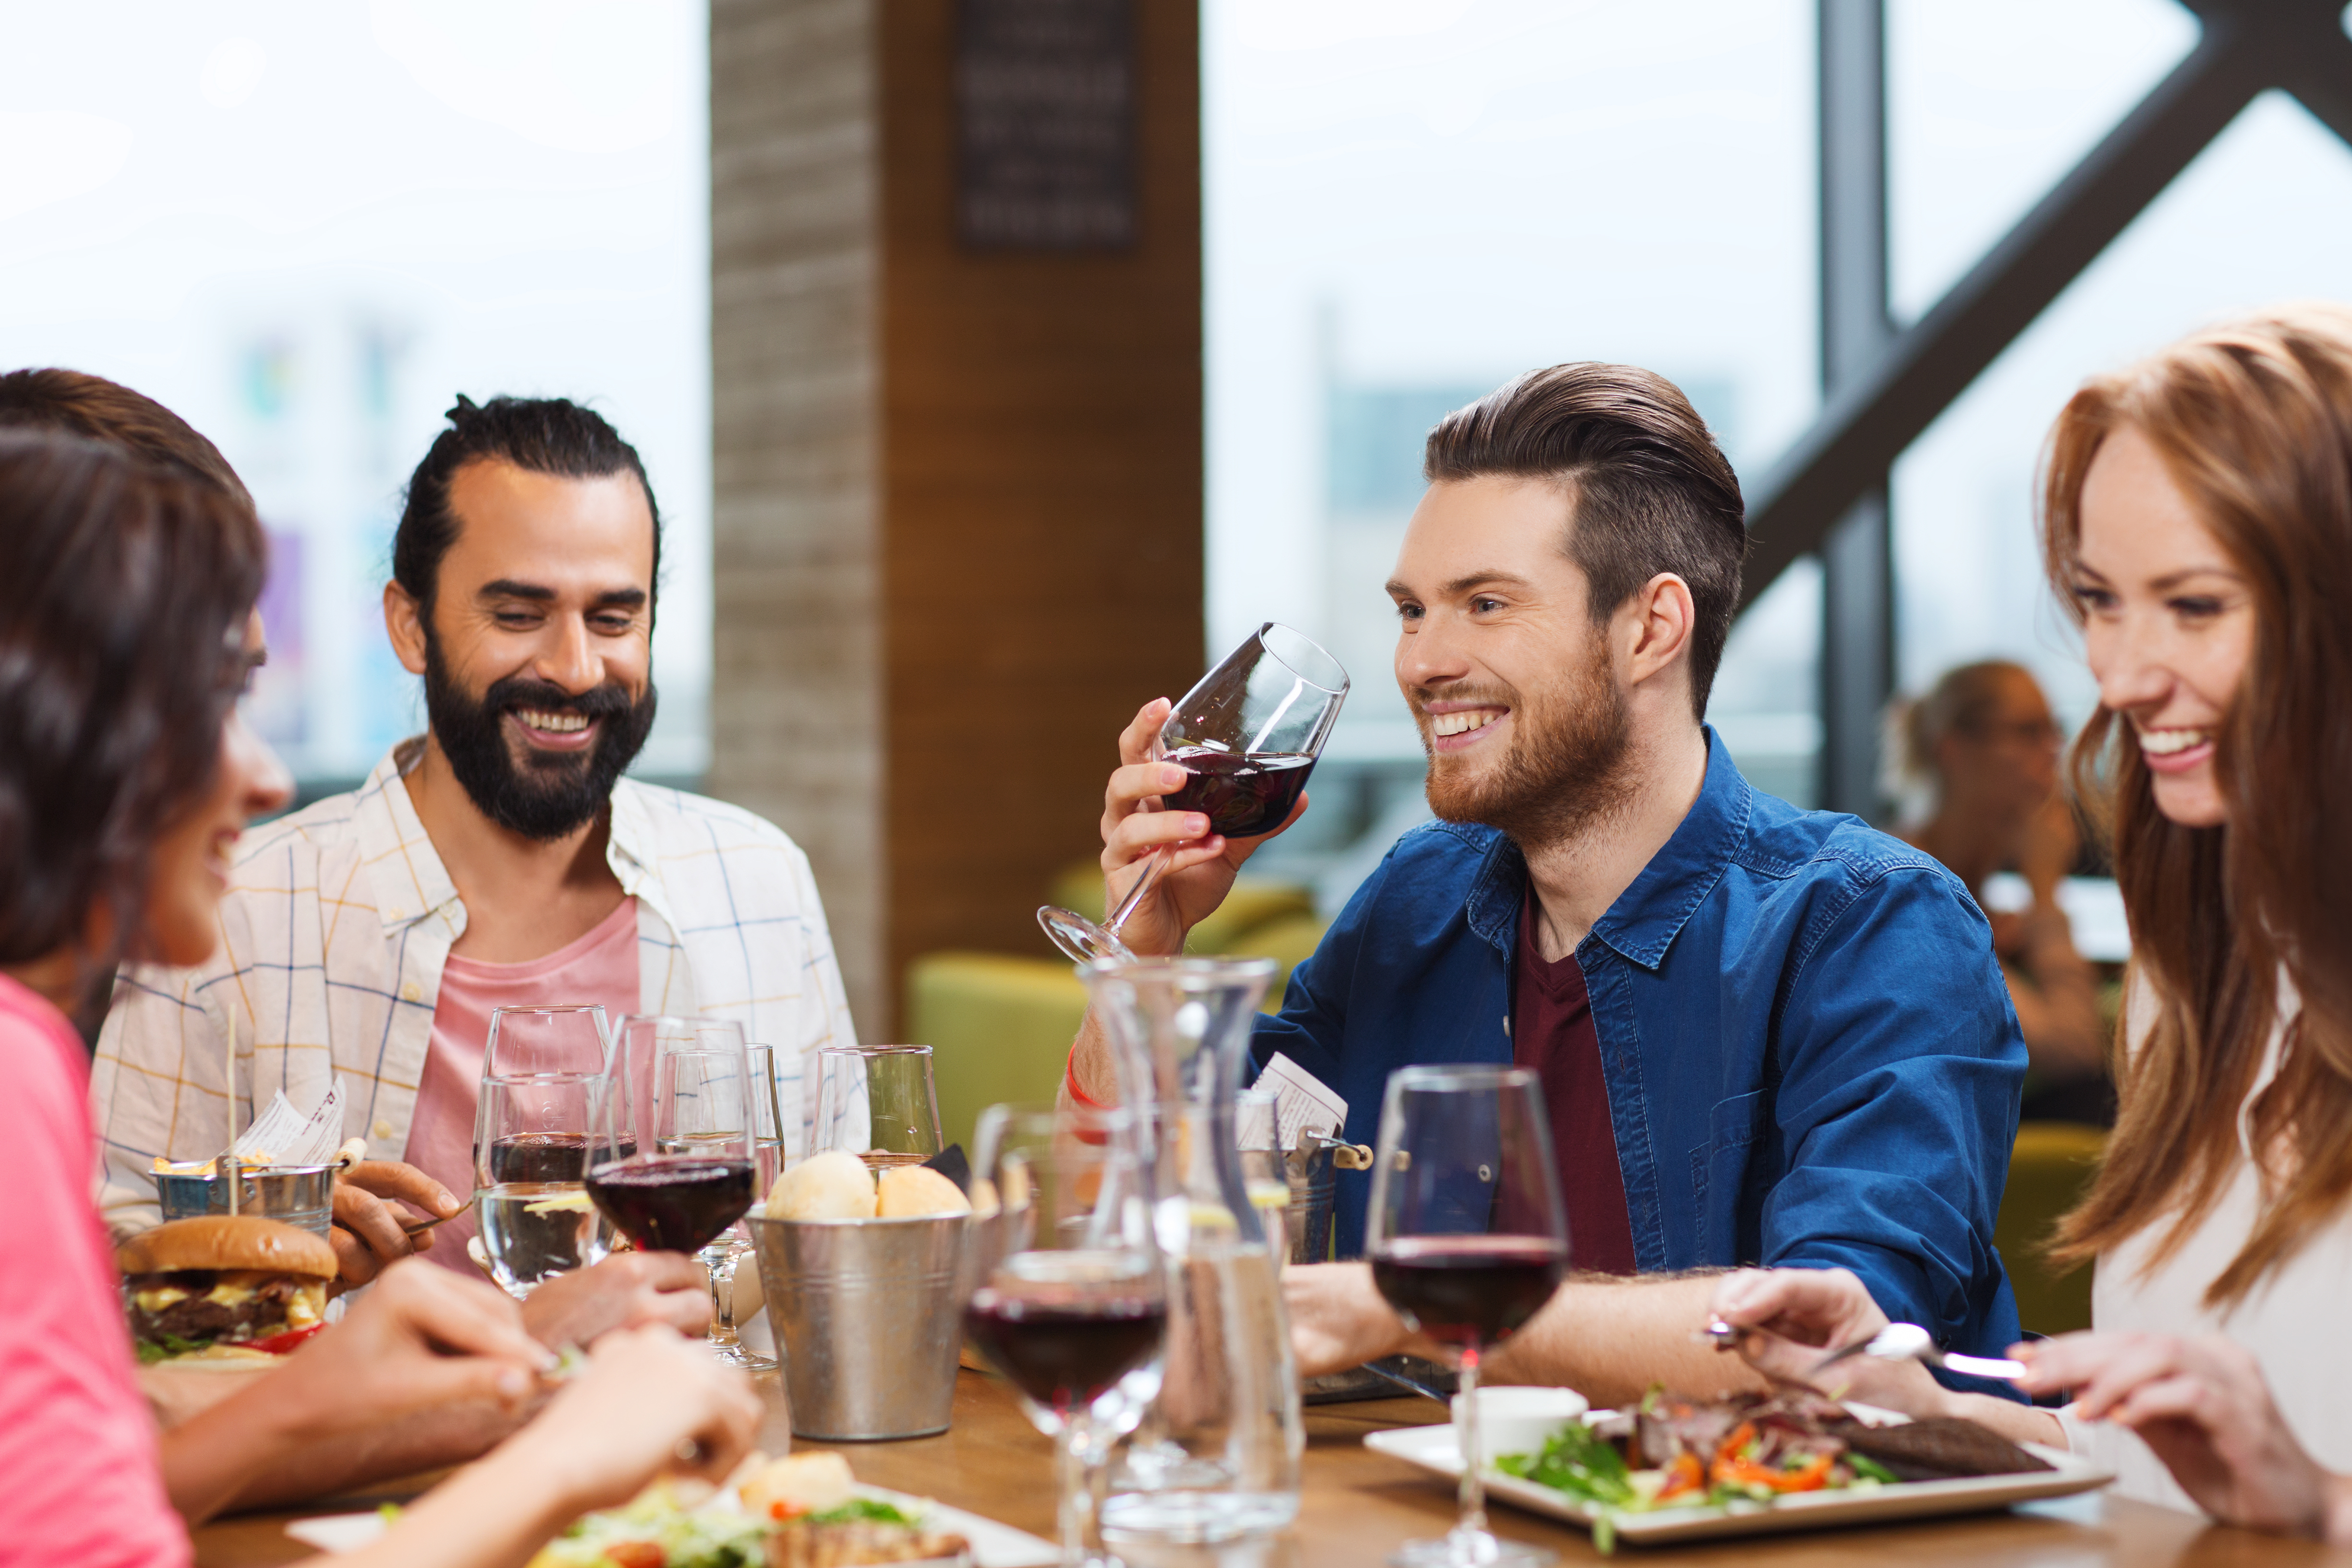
xmin=956 ymin=0 xmax=1134 ymax=249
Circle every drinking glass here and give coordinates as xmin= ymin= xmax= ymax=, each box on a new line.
xmin=698 ymin=1042 xmax=785 ymax=1371
xmin=1365 ymin=1065 xmax=1570 ymax=1568
xmin=811 ymin=1044 xmax=944 ymax=1174
xmin=589 ymin=1017 xmax=759 ymax=1352
xmin=1235 ymin=1087 xmax=1290 ymax=1261
xmin=472 ymin=1072 xmax=611 ymax=1298
xmin=484 ymin=1004 xmax=611 ymax=1077
xmin=1038 ymin=622 xmax=1348 ymax=963
xmin=966 ymin=1102 xmax=1164 ymax=1568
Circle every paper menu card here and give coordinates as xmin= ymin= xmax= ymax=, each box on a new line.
xmin=230 ymin=1076 xmax=349 ymax=1166
xmin=1253 ymin=1053 xmax=1347 ymax=1149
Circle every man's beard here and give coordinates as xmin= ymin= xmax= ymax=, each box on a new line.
xmin=1421 ymin=631 xmax=1637 ymax=851
xmin=422 ymin=633 xmax=658 ymax=842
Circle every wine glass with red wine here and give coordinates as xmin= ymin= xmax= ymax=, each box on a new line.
xmin=587 ymin=1017 xmax=759 ymax=1334
xmin=965 ymin=1102 xmax=1164 ymax=1568
xmin=1366 ymin=1065 xmax=1569 ymax=1568
xmin=1037 ymin=622 xmax=1348 ymax=964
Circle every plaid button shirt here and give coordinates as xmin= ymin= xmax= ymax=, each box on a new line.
xmin=91 ymin=740 xmax=858 ymax=1234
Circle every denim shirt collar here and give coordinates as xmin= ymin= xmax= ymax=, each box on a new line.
xmin=1460 ymin=726 xmax=1753 ymax=973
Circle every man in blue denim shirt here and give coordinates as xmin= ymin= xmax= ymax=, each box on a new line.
xmin=1066 ymin=364 xmax=2026 ymax=1405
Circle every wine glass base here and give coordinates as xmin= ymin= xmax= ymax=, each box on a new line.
xmin=706 ymin=1339 xmax=777 ymax=1371
xmin=1037 ymin=905 xmax=1136 ymax=965
xmin=1387 ymin=1529 xmax=1553 ymax=1568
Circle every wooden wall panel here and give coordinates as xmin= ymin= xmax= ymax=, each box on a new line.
xmin=713 ymin=0 xmax=1202 ymax=1035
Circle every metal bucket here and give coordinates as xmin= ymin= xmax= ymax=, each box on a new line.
xmin=745 ymin=1212 xmax=969 ymax=1441
xmin=155 ymin=1163 xmax=337 ymax=1237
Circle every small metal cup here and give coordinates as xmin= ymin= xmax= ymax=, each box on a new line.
xmin=745 ymin=1211 xmax=969 ymax=1441
xmin=154 ymin=1163 xmax=338 ymax=1237
xmin=1281 ymin=1137 xmax=1339 ymax=1266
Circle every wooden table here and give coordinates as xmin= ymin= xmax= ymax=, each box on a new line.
xmin=194 ymin=1370 xmax=2352 ymax=1567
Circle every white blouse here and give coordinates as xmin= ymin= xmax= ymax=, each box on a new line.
xmin=2056 ymin=973 xmax=2352 ymax=1513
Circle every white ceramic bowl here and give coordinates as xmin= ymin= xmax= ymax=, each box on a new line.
xmin=1451 ymin=1385 xmax=1590 ymax=1466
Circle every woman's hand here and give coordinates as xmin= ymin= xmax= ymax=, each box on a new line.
xmin=511 ymin=1326 xmax=764 ymax=1517
xmin=522 ymin=1252 xmax=710 ymax=1346
xmin=1707 ymin=1268 xmax=1954 ymax=1416
xmin=262 ymin=1259 xmax=550 ymax=1431
xmin=330 ymin=1160 xmax=465 ymax=1285
xmin=1097 ymin=698 xmax=1307 ymax=957
xmin=2018 ymin=1331 xmax=2344 ymax=1540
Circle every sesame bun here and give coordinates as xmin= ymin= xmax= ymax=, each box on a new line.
xmin=116 ymin=1215 xmax=337 ymax=1280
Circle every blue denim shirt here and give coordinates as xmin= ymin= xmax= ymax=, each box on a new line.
xmin=1251 ymin=729 xmax=2028 ymax=1360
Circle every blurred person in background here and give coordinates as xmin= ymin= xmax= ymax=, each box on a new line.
xmin=0 ymin=429 xmax=759 ymax=1566
xmin=83 ymin=391 xmax=854 ymax=1294
xmin=1890 ymin=660 xmax=2110 ymax=1123
xmin=0 ymin=369 xmax=709 ymax=1348
xmin=1714 ymin=305 xmax=2352 ymax=1544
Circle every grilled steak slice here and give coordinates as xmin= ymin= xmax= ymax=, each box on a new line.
xmin=1827 ymin=1417 xmax=2054 ymax=1480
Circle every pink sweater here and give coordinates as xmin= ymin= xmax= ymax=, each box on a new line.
xmin=0 ymin=973 xmax=189 ymax=1566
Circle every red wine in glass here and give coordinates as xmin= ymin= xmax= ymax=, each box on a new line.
xmin=963 ymin=1290 xmax=1167 ymax=1414
xmin=585 ymin=1157 xmax=753 ymax=1253
xmin=491 ymin=1131 xmax=638 ymax=1184
xmin=1370 ymin=1234 xmax=1567 ymax=1348
xmin=1162 ymin=746 xmax=1315 ymax=838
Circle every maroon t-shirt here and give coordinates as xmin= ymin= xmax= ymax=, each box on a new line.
xmin=1510 ymin=886 xmax=1637 ymax=1275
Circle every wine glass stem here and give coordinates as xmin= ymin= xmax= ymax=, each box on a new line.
xmin=1055 ymin=1412 xmax=1097 ymax=1568
xmin=1456 ymin=1343 xmax=1489 ymax=1541
xmin=1102 ymin=845 xmax=1169 ymax=937
xmin=701 ymin=1243 xmax=738 ymax=1346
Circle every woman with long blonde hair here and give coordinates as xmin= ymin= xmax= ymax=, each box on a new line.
xmin=1709 ymin=303 xmax=2352 ymax=1540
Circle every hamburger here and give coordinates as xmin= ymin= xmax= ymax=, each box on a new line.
xmin=117 ymin=1215 xmax=336 ymax=1365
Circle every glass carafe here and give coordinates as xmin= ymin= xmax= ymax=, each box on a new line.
xmin=1083 ymin=956 xmax=1304 ymax=1544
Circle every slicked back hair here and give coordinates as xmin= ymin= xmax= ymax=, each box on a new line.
xmin=0 ymin=367 xmax=253 ymax=514
xmin=395 ymin=394 xmax=660 ymax=623
xmin=1423 ymin=363 xmax=1747 ymax=717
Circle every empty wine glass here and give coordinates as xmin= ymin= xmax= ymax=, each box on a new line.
xmin=472 ymin=1072 xmax=612 ymax=1298
xmin=811 ymin=1044 xmax=944 ymax=1174
xmin=1038 ymin=622 xmax=1348 ymax=963
xmin=966 ymin=1102 xmax=1164 ymax=1568
xmin=1366 ymin=1065 xmax=1570 ymax=1568
xmin=484 ymin=1004 xmax=611 ymax=1077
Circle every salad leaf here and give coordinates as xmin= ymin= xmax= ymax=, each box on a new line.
xmin=134 ymin=1334 xmax=210 ymax=1365
xmin=1496 ymin=1424 xmax=1637 ymax=1508
xmin=1846 ymin=1453 xmax=1899 ymax=1485
xmin=805 ymin=1498 xmax=919 ymax=1528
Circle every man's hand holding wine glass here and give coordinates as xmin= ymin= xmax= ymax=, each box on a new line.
xmin=1098 ymin=696 xmax=1312 ymax=959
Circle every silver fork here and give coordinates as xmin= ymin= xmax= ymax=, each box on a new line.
xmin=1808 ymin=1321 xmax=2029 ymax=1382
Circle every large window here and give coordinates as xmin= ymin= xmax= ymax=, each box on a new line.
xmin=1205 ymin=0 xmax=1820 ymax=902
xmin=0 ymin=3 xmax=711 ymax=786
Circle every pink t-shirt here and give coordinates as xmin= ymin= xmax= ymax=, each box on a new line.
xmin=0 ymin=974 xmax=190 ymax=1567
xmin=404 ymin=897 xmax=640 ymax=1275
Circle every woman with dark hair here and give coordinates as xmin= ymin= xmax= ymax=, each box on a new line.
xmin=0 ymin=431 xmax=759 ymax=1565
xmin=1707 ymin=304 xmax=2352 ymax=1541
xmin=1889 ymin=660 xmax=2108 ymax=1121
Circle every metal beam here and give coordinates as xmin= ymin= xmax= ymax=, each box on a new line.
xmin=1816 ymin=0 xmax=1895 ymax=818
xmin=1737 ymin=0 xmax=2344 ymax=611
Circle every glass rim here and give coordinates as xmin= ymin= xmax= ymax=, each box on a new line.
xmin=1388 ymin=1063 xmax=1541 ymax=1091
xmin=488 ymin=1003 xmax=609 ymax=1017
xmin=1080 ymin=954 xmax=1277 ymax=979
xmin=815 ymin=1042 xmax=933 ymax=1058
xmin=1254 ymin=621 xmax=1349 ymax=697
xmin=974 ymin=1099 xmax=1138 ymax=1136
xmin=479 ymin=1068 xmax=607 ymax=1087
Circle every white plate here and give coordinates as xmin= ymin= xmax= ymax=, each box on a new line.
xmin=287 ymin=1485 xmax=1057 ymax=1566
xmin=1362 ymin=1406 xmax=2113 ymax=1546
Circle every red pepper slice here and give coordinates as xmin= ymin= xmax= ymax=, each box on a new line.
xmin=250 ymin=1324 xmax=326 ymax=1356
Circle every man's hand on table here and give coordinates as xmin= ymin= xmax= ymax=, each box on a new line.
xmin=331 ymin=1160 xmax=465 ymax=1286
xmin=1285 ymin=1262 xmax=1420 ymax=1377
xmin=523 ymin=1251 xmax=710 ymax=1347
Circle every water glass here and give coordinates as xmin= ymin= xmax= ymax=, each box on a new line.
xmin=472 ymin=1072 xmax=611 ymax=1299
xmin=484 ymin=1004 xmax=611 ymax=1077
xmin=812 ymin=1043 xmax=945 ymax=1174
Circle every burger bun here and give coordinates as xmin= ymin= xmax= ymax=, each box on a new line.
xmin=117 ymin=1214 xmax=338 ymax=1280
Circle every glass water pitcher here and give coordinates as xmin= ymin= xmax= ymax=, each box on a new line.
xmin=1083 ymin=955 xmax=1304 ymax=1544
